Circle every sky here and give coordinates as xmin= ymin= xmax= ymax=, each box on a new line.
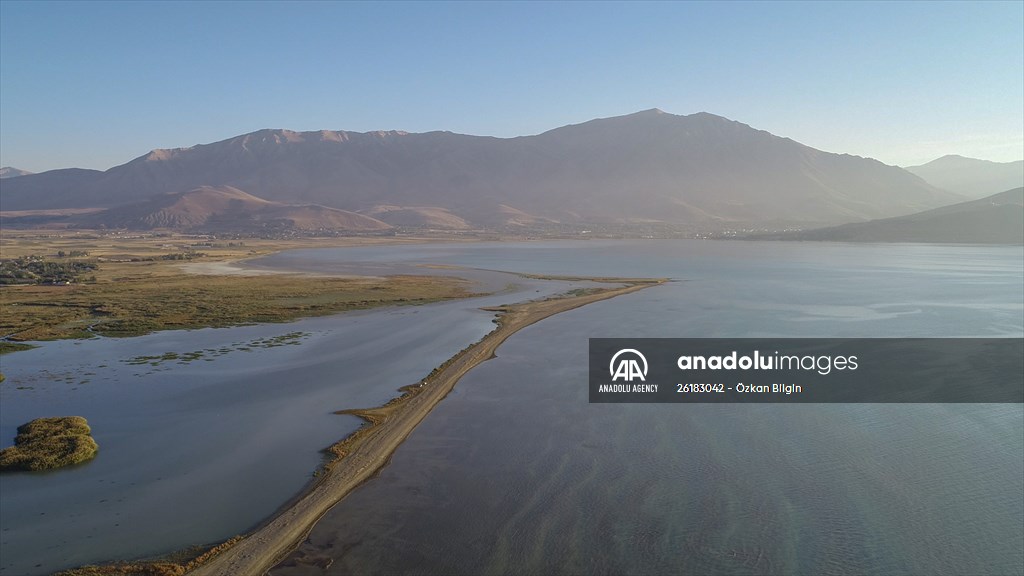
xmin=1 ymin=1 xmax=1022 ymax=173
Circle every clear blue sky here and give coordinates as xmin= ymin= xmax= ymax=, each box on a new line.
xmin=1 ymin=0 xmax=1021 ymax=173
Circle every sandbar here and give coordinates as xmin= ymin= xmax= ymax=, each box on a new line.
xmin=187 ymin=279 xmax=663 ymax=575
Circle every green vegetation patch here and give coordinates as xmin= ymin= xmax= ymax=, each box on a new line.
xmin=0 ymin=341 xmax=37 ymax=355
xmin=0 ymin=416 xmax=99 ymax=472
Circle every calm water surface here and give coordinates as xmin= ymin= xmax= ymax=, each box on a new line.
xmin=1 ymin=240 xmax=1021 ymax=575
xmin=0 ymin=267 xmax=578 ymax=575
xmin=263 ymin=240 xmax=1024 ymax=575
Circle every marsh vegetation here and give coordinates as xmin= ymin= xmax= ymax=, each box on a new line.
xmin=0 ymin=234 xmax=475 ymax=344
xmin=0 ymin=416 xmax=99 ymax=472
xmin=122 ymin=332 xmax=310 ymax=367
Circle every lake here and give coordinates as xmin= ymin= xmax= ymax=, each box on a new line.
xmin=1 ymin=240 xmax=1021 ymax=575
xmin=265 ymin=240 xmax=1024 ymax=575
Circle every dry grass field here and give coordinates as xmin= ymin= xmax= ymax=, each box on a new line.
xmin=0 ymin=231 xmax=477 ymax=344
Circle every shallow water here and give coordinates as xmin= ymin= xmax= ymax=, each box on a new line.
xmin=263 ymin=240 xmax=1024 ymax=575
xmin=0 ymin=266 xmax=581 ymax=575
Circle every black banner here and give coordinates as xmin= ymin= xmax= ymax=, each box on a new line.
xmin=589 ymin=338 xmax=1024 ymax=403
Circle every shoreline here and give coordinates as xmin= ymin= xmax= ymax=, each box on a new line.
xmin=177 ymin=258 xmax=384 ymax=280
xmin=183 ymin=279 xmax=664 ymax=576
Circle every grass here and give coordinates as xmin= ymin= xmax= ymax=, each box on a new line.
xmin=0 ymin=416 xmax=99 ymax=472
xmin=0 ymin=234 xmax=477 ymax=344
xmin=0 ymin=341 xmax=37 ymax=354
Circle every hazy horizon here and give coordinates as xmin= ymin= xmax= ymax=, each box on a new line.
xmin=1 ymin=1 xmax=1022 ymax=173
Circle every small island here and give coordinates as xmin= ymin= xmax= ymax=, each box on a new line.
xmin=0 ymin=416 xmax=99 ymax=472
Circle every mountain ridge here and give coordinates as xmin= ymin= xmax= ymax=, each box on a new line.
xmin=1 ymin=110 xmax=961 ymax=229
xmin=766 ymin=188 xmax=1024 ymax=244
xmin=905 ymin=155 xmax=1023 ymax=199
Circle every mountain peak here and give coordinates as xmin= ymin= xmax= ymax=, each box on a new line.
xmin=906 ymin=155 xmax=1024 ymax=198
xmin=917 ymin=154 xmax=989 ymax=167
xmin=624 ymin=108 xmax=679 ymax=119
xmin=618 ymin=109 xmax=734 ymax=124
xmin=914 ymin=154 xmax=1018 ymax=168
xmin=144 ymin=149 xmax=180 ymax=162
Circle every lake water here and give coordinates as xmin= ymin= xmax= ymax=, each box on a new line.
xmin=1 ymin=240 xmax=1022 ymax=575
xmin=0 ymin=266 xmax=582 ymax=575
xmin=262 ymin=240 xmax=1023 ymax=575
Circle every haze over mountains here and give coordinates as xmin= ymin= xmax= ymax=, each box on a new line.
xmin=0 ymin=110 xmax=965 ymax=232
xmin=772 ymin=187 xmax=1024 ymax=244
xmin=905 ymin=155 xmax=1024 ymax=199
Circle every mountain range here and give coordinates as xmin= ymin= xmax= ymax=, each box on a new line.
xmin=905 ymin=155 xmax=1024 ymax=199
xmin=0 ymin=110 xmax=964 ymax=232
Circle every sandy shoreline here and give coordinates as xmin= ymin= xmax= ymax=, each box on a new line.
xmin=187 ymin=280 xmax=663 ymax=575
xmin=179 ymin=259 xmax=382 ymax=280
